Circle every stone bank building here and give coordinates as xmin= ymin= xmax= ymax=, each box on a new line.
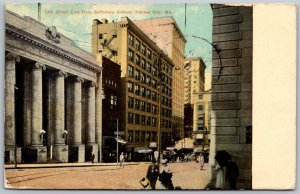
xmin=208 ymin=4 xmax=253 ymax=189
xmin=5 ymin=10 xmax=103 ymax=163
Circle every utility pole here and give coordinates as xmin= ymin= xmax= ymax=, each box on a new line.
xmin=157 ymin=54 xmax=162 ymax=164
xmin=116 ymin=118 xmax=119 ymax=164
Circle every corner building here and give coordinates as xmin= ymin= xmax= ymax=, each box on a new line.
xmin=92 ymin=17 xmax=174 ymax=158
xmin=5 ymin=10 xmax=103 ymax=163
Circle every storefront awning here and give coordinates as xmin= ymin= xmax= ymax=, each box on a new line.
xmin=134 ymin=147 xmax=153 ymax=154
xmin=115 ymin=137 xmax=127 ymax=144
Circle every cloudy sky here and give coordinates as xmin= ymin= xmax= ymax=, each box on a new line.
xmin=6 ymin=3 xmax=212 ymax=71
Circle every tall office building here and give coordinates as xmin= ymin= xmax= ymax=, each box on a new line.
xmin=92 ymin=17 xmax=174 ymax=158
xmin=134 ymin=17 xmax=186 ymax=141
xmin=184 ymin=57 xmax=206 ymax=138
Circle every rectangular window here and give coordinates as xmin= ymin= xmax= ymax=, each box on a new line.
xmin=128 ymin=112 xmax=134 ymax=123
xmin=128 ymin=97 xmax=134 ymax=108
xmin=198 ymin=105 xmax=203 ymax=110
xmin=134 ymin=99 xmax=140 ymax=110
xmin=146 ymin=62 xmax=151 ymax=72
xmin=140 ymin=86 xmax=145 ymax=97
xmin=128 ymin=33 xmax=134 ymax=46
xmin=152 ymin=91 xmax=157 ymax=101
xmin=135 ymin=54 xmax=140 ymax=65
xmin=152 ymin=132 xmax=157 ymax=141
xmin=141 ymin=73 xmax=146 ymax=83
xmin=146 ymin=49 xmax=152 ymax=59
xmin=141 ymin=44 xmax=146 ymax=55
xmin=141 ymin=58 xmax=146 ymax=69
xmin=135 ymin=39 xmax=140 ymax=50
xmin=128 ymin=65 xmax=134 ymax=77
xmin=134 ymin=84 xmax=140 ymax=95
xmin=128 ymin=50 xmax=134 ymax=62
xmin=135 ymin=114 xmax=140 ymax=124
xmin=147 ymin=103 xmax=151 ymax=113
xmin=128 ymin=82 xmax=133 ymax=92
xmin=141 ymin=131 xmax=145 ymax=142
xmin=141 ymin=101 xmax=146 ymax=111
xmin=141 ymin=115 xmax=146 ymax=125
xmin=152 ymin=118 xmax=157 ymax=127
xmin=128 ymin=130 xmax=133 ymax=142
xmin=99 ymin=34 xmax=103 ymax=39
xmin=152 ymin=105 xmax=157 ymax=114
xmin=146 ymin=89 xmax=151 ymax=99
xmin=134 ymin=69 xmax=140 ymax=80
xmin=146 ymin=117 xmax=151 ymax=126
xmin=146 ymin=131 xmax=150 ymax=141
xmin=135 ymin=130 xmax=140 ymax=142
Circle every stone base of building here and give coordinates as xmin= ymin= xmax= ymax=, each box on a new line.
xmin=85 ymin=143 xmax=98 ymax=162
xmin=207 ymin=144 xmax=252 ymax=190
xmin=23 ymin=146 xmax=47 ymax=163
xmin=53 ymin=144 xmax=69 ymax=163
xmin=69 ymin=144 xmax=85 ymax=162
xmin=5 ymin=146 xmax=22 ymax=164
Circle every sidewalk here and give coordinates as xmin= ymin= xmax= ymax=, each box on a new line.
xmin=4 ymin=161 xmax=149 ymax=169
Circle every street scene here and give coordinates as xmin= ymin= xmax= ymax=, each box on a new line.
xmin=4 ymin=3 xmax=253 ymax=190
xmin=5 ymin=162 xmax=209 ymax=189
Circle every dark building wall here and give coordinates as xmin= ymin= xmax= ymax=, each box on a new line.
xmin=102 ymin=57 xmax=122 ymax=137
xmin=209 ymin=4 xmax=253 ymax=189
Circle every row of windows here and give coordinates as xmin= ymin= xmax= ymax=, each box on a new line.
xmin=128 ymin=130 xmax=157 ymax=142
xmin=105 ymin=78 xmax=118 ymax=88
xmin=128 ymin=97 xmax=157 ymax=114
xmin=127 ymin=80 xmax=172 ymax=98
xmin=128 ymin=112 xmax=157 ymax=126
xmin=127 ymin=130 xmax=172 ymax=143
xmin=127 ymin=34 xmax=172 ymax=76
xmin=128 ymin=33 xmax=157 ymax=61
xmin=127 ymin=112 xmax=172 ymax=128
xmin=127 ymin=56 xmax=173 ymax=88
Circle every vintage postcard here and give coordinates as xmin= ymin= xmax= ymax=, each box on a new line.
xmin=3 ymin=2 xmax=296 ymax=190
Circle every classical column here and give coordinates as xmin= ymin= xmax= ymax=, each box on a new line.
xmin=73 ymin=77 xmax=84 ymax=145
xmin=87 ymin=82 xmax=96 ymax=143
xmin=95 ymin=72 xmax=103 ymax=162
xmin=54 ymin=70 xmax=67 ymax=145
xmin=31 ymin=62 xmax=46 ymax=146
xmin=5 ymin=53 xmax=20 ymax=147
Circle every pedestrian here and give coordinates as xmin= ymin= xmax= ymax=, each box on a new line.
xmin=199 ymin=153 xmax=205 ymax=170
xmin=146 ymin=160 xmax=159 ymax=189
xmin=226 ymin=159 xmax=239 ymax=189
xmin=215 ymin=161 xmax=225 ymax=189
xmin=91 ymin=153 xmax=95 ymax=164
xmin=119 ymin=152 xmax=125 ymax=167
xmin=158 ymin=159 xmax=174 ymax=190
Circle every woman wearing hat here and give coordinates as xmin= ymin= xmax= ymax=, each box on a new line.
xmin=158 ymin=159 xmax=174 ymax=189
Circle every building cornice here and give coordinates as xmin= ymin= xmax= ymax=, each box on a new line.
xmin=6 ymin=24 xmax=102 ymax=73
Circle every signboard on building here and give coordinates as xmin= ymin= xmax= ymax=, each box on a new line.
xmin=114 ymin=131 xmax=125 ymax=136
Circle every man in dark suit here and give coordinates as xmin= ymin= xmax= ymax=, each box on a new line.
xmin=226 ymin=159 xmax=239 ymax=189
xmin=146 ymin=160 xmax=159 ymax=189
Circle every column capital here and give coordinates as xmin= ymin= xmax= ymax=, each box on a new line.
xmin=34 ymin=62 xmax=46 ymax=70
xmin=75 ymin=77 xmax=84 ymax=83
xmin=6 ymin=53 xmax=20 ymax=62
xmin=58 ymin=70 xmax=68 ymax=78
xmin=89 ymin=81 xmax=98 ymax=87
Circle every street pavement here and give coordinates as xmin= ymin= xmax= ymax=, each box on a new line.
xmin=4 ymin=161 xmax=209 ymax=190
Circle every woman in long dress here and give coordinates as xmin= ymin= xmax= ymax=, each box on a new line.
xmin=215 ymin=161 xmax=225 ymax=189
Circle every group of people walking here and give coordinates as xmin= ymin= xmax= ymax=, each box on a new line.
xmin=141 ymin=158 xmax=174 ymax=190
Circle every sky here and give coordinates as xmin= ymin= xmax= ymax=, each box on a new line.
xmin=5 ymin=3 xmax=212 ymax=71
